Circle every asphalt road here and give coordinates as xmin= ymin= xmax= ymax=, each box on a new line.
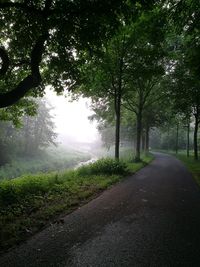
xmin=1 ymin=152 xmax=200 ymax=267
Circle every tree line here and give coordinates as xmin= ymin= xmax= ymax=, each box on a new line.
xmin=0 ymin=99 xmax=56 ymax=166
xmin=0 ymin=0 xmax=199 ymax=161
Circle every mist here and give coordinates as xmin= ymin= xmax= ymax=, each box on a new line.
xmin=0 ymin=91 xmax=103 ymax=181
xmin=46 ymin=88 xmax=103 ymax=156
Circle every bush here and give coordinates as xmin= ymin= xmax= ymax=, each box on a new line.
xmin=0 ymin=154 xmax=154 ymax=251
xmin=0 ymin=158 xmax=128 ymax=208
xmin=77 ymin=158 xmax=128 ymax=176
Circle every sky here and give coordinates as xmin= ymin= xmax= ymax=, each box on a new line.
xmin=45 ymin=88 xmax=100 ymax=144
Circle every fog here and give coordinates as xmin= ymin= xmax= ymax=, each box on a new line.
xmin=46 ymin=88 xmax=102 ymax=153
xmin=0 ymin=88 xmax=104 ymax=180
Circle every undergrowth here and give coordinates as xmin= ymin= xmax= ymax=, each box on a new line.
xmin=0 ymin=148 xmax=90 ymax=180
xmin=0 ymin=155 xmax=153 ymax=252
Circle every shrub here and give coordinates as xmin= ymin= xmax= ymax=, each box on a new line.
xmin=77 ymin=158 xmax=128 ymax=176
xmin=0 ymin=158 xmax=128 ymax=208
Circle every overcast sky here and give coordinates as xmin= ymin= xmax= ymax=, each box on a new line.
xmin=45 ymin=88 xmax=99 ymax=143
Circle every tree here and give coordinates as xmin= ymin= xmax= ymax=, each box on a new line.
xmin=122 ymin=9 xmax=166 ymax=161
xmin=169 ymin=61 xmax=200 ymax=160
xmin=78 ymin=6 xmax=166 ymax=160
xmin=0 ymin=98 xmax=37 ymax=126
xmin=0 ymin=98 xmax=57 ymax=164
xmin=0 ymin=0 xmax=131 ymax=108
xmin=21 ymin=98 xmax=57 ymax=155
xmin=78 ymin=27 xmax=133 ymax=159
xmin=165 ymin=0 xmax=200 ymax=159
xmin=142 ymin=96 xmax=169 ymax=154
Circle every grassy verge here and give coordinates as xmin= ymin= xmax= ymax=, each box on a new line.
xmin=0 ymin=155 xmax=153 ymax=252
xmin=154 ymin=149 xmax=200 ymax=186
xmin=175 ymin=154 xmax=200 ymax=185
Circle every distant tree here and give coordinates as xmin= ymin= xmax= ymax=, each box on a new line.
xmin=169 ymin=61 xmax=200 ymax=160
xmin=141 ymin=96 xmax=169 ymax=154
xmin=21 ymin=98 xmax=57 ymax=155
xmin=0 ymin=98 xmax=57 ymax=164
xmin=166 ymin=0 xmax=200 ymax=159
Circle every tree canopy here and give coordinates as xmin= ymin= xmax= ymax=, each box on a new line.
xmin=0 ymin=0 xmax=200 ymax=160
xmin=0 ymin=0 xmax=133 ymax=108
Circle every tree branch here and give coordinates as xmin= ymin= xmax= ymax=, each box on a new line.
xmin=142 ymin=80 xmax=156 ymax=106
xmin=0 ymin=34 xmax=48 ymax=108
xmin=123 ymin=98 xmax=137 ymax=114
xmin=0 ymin=46 xmax=9 ymax=76
xmin=0 ymin=2 xmax=43 ymax=16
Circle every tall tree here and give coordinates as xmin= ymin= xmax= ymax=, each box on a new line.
xmin=165 ymin=0 xmax=200 ymax=159
xmin=78 ymin=27 xmax=133 ymax=159
xmin=170 ymin=61 xmax=200 ymax=160
xmin=123 ymin=9 xmax=166 ymax=161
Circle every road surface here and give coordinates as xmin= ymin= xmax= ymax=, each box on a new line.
xmin=1 ymin=152 xmax=200 ymax=266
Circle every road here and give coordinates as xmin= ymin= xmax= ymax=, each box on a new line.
xmin=1 ymin=152 xmax=200 ymax=266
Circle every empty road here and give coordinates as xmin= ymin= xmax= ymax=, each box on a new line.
xmin=1 ymin=152 xmax=200 ymax=266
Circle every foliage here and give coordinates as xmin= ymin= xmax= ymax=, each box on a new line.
xmin=162 ymin=150 xmax=200 ymax=187
xmin=0 ymin=98 xmax=37 ymax=126
xmin=97 ymin=121 xmax=136 ymax=152
xmin=78 ymin=7 xmax=166 ymax=160
xmin=162 ymin=2 xmax=200 ymax=159
xmin=150 ymin=125 xmax=192 ymax=151
xmin=0 ymin=146 xmax=91 ymax=180
xmin=0 ymin=154 xmax=152 ymax=251
xmin=176 ymin=154 xmax=200 ymax=186
xmin=0 ymin=0 xmax=132 ymax=107
xmin=126 ymin=153 xmax=154 ymax=173
xmin=77 ymin=158 xmax=128 ymax=176
xmin=0 ymin=98 xmax=57 ymax=165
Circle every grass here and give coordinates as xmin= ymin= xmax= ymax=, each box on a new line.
xmin=174 ymin=154 xmax=200 ymax=186
xmin=0 ymin=146 xmax=91 ymax=180
xmin=126 ymin=154 xmax=154 ymax=173
xmin=154 ymin=149 xmax=200 ymax=186
xmin=0 ymin=154 xmax=153 ymax=253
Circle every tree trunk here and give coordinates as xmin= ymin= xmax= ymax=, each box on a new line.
xmin=135 ymin=110 xmax=142 ymax=162
xmin=167 ymin=126 xmax=170 ymax=151
xmin=175 ymin=123 xmax=179 ymax=154
xmin=114 ymin=56 xmax=123 ymax=160
xmin=114 ymin=94 xmax=121 ymax=160
xmin=24 ymin=117 xmax=30 ymax=155
xmin=187 ymin=123 xmax=190 ymax=158
xmin=115 ymin=107 xmax=120 ymax=160
xmin=194 ymin=115 xmax=199 ymax=160
xmin=145 ymin=125 xmax=150 ymax=154
xmin=0 ymin=34 xmax=48 ymax=108
xmin=141 ymin=130 xmax=145 ymax=152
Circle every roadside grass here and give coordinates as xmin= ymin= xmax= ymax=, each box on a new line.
xmin=119 ymin=148 xmax=154 ymax=173
xmin=0 ymin=155 xmax=153 ymax=252
xmin=154 ymin=149 xmax=200 ymax=186
xmin=175 ymin=154 xmax=200 ymax=186
xmin=126 ymin=154 xmax=154 ymax=173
